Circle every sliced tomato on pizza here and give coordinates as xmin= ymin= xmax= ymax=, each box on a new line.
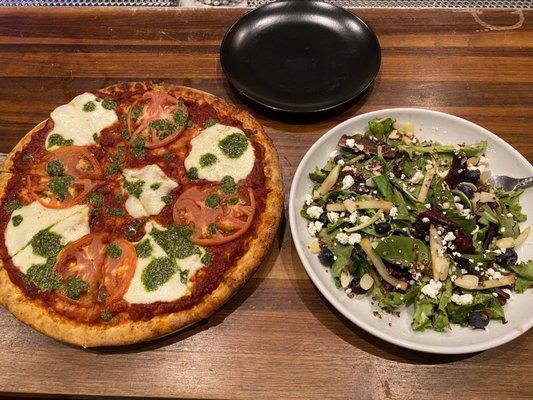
xmin=127 ymin=90 xmax=189 ymax=149
xmin=173 ymin=185 xmax=255 ymax=246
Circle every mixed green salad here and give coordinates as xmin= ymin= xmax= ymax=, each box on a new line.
xmin=302 ymin=117 xmax=533 ymax=331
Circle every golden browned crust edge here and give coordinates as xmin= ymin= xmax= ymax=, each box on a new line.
xmin=0 ymin=82 xmax=284 ymax=347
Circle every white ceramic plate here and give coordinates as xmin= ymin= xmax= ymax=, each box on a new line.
xmin=289 ymin=108 xmax=533 ymax=354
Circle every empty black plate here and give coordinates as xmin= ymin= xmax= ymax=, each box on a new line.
xmin=220 ymin=0 xmax=381 ymax=114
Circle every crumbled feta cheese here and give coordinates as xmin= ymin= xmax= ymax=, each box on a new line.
xmin=336 ymin=232 xmax=349 ymax=244
xmin=349 ymin=212 xmax=358 ymax=224
xmin=422 ymin=217 xmax=430 ymax=223
xmin=443 ymin=232 xmax=456 ymax=243
xmin=451 ymin=293 xmax=473 ymax=306
xmin=493 ymin=271 xmax=503 ymax=280
xmin=305 ymin=194 xmax=313 ymax=206
xmin=454 ymin=196 xmax=461 ymax=202
xmin=306 ymin=206 xmax=323 ymax=219
xmin=329 ymin=150 xmax=338 ymax=158
xmin=346 ymin=138 xmax=355 ymax=148
xmin=355 ymin=143 xmax=365 ymax=151
xmin=400 ymin=174 xmax=406 ymax=180
xmin=389 ymin=206 xmax=398 ymax=218
xmin=500 ymin=227 xmax=506 ymax=233
xmin=348 ymin=233 xmax=362 ymax=245
xmin=460 ymin=208 xmax=471 ymax=217
xmin=409 ymin=170 xmax=424 ymax=184
xmin=506 ymin=213 xmax=514 ymax=218
xmin=460 ymin=268 xmax=468 ymax=274
xmin=337 ymin=159 xmax=345 ymax=166
xmin=307 ymin=221 xmax=323 ymax=236
xmin=421 ymin=279 xmax=443 ymax=299
xmin=359 ymin=215 xmax=371 ymax=223
xmin=425 ymin=203 xmax=431 ymax=209
xmin=327 ymin=211 xmax=340 ymax=223
xmin=342 ymin=175 xmax=355 ymax=189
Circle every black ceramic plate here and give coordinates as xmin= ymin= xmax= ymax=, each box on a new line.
xmin=220 ymin=0 xmax=381 ymax=114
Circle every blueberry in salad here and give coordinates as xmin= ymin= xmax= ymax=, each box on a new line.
xmin=302 ymin=117 xmax=533 ymax=332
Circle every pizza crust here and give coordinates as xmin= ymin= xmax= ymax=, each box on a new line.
xmin=0 ymin=83 xmax=284 ymax=347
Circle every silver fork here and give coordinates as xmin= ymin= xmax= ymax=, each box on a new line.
xmin=488 ymin=175 xmax=533 ymax=191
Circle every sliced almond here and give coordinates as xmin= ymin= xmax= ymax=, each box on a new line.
xmin=495 ymin=226 xmax=530 ymax=249
xmin=467 ymin=156 xmax=479 ymax=167
xmin=401 ymin=136 xmax=412 ymax=145
xmin=454 ymin=274 xmax=480 ymax=290
xmin=308 ymin=240 xmax=321 ymax=254
xmin=480 ymin=169 xmax=491 ymax=184
xmin=479 ymin=192 xmax=498 ymax=203
xmin=476 ymin=274 xmax=516 ymax=289
xmin=359 ymin=273 xmax=374 ymax=291
xmin=514 ymin=226 xmax=530 ymax=246
xmin=495 ymin=237 xmax=514 ymax=249
xmin=388 ymin=129 xmax=400 ymax=140
xmin=343 ymin=199 xmax=357 ymax=213
xmin=340 ymin=270 xmax=352 ymax=289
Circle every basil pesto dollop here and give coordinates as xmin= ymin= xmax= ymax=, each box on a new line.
xmin=218 ymin=133 xmax=249 ymax=159
xmin=199 ymin=153 xmax=217 ymax=168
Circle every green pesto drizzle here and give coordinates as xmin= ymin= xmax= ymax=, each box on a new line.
xmin=218 ymin=133 xmax=249 ymax=159
xmin=48 ymin=175 xmax=75 ymax=201
xmin=47 ymin=134 xmax=74 ymax=149
xmin=135 ymin=239 xmax=152 ymax=258
xmin=123 ymin=179 xmax=145 ymax=199
xmin=106 ymin=243 xmax=123 ymax=259
xmin=199 ymin=153 xmax=217 ymax=168
xmin=141 ymin=257 xmax=176 ymax=292
xmin=82 ymin=101 xmax=96 ymax=112
xmin=46 ymin=159 xmax=65 ymax=177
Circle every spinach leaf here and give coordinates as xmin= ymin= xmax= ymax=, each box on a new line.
xmin=374 ymin=235 xmax=430 ymax=268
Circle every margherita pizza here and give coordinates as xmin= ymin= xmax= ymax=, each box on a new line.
xmin=0 ymin=82 xmax=283 ymax=347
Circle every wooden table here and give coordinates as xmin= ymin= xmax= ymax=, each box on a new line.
xmin=0 ymin=7 xmax=531 ymax=399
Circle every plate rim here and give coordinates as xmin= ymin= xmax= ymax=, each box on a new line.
xmin=288 ymin=107 xmax=533 ymax=354
xmin=219 ymin=0 xmax=382 ymax=114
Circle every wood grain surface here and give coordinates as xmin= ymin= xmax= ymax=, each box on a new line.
xmin=0 ymin=7 xmax=532 ymax=400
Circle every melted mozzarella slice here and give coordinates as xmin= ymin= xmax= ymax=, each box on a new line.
xmin=184 ymin=123 xmax=255 ymax=182
xmin=46 ymin=93 xmax=118 ymax=150
xmin=123 ymin=221 xmax=206 ymax=304
xmin=5 ymin=202 xmax=90 ymax=273
xmin=122 ymin=164 xmax=178 ymax=219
